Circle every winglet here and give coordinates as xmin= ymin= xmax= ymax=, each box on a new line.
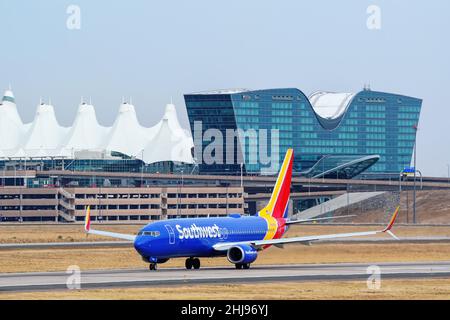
xmin=84 ymin=205 xmax=91 ymax=232
xmin=382 ymin=206 xmax=400 ymax=233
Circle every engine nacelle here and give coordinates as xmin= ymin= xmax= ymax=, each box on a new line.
xmin=142 ymin=256 xmax=170 ymax=264
xmin=227 ymin=244 xmax=258 ymax=264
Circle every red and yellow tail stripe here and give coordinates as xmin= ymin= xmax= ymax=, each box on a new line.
xmin=262 ymin=215 xmax=278 ymax=240
xmin=258 ymin=149 xmax=293 ymax=219
xmin=84 ymin=205 xmax=91 ymax=231
xmin=258 ymin=149 xmax=293 ymax=246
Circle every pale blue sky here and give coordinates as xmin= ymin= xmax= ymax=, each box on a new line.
xmin=1 ymin=0 xmax=449 ymax=176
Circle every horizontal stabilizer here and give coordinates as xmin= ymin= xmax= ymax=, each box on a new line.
xmin=286 ymin=215 xmax=356 ymax=225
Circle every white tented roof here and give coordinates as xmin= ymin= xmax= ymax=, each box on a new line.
xmin=0 ymin=90 xmax=26 ymax=153
xmin=102 ymin=102 xmax=150 ymax=158
xmin=61 ymin=102 xmax=110 ymax=154
xmin=148 ymin=103 xmax=194 ymax=148
xmin=140 ymin=103 xmax=194 ymax=164
xmin=20 ymin=103 xmax=70 ymax=157
xmin=141 ymin=118 xmax=194 ymax=164
xmin=308 ymin=91 xmax=356 ymax=119
xmin=0 ymin=89 xmax=194 ymax=164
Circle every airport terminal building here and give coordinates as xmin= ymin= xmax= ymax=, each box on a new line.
xmin=0 ymin=86 xmax=423 ymax=221
xmin=185 ymin=87 xmax=422 ymax=179
xmin=0 ymin=86 xmax=422 ymax=181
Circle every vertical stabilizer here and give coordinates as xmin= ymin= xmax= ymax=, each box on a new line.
xmin=258 ymin=149 xmax=293 ymax=219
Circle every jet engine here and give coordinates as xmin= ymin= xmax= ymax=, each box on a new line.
xmin=142 ymin=256 xmax=170 ymax=264
xmin=227 ymin=244 xmax=258 ymax=264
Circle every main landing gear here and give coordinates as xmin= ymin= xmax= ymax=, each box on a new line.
xmin=235 ymin=263 xmax=251 ymax=269
xmin=185 ymin=257 xmax=201 ymax=270
xmin=149 ymin=263 xmax=157 ymax=271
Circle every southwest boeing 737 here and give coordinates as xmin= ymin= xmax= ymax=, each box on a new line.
xmin=84 ymin=149 xmax=400 ymax=270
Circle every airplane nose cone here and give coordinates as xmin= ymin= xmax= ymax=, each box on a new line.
xmin=133 ymin=236 xmax=149 ymax=254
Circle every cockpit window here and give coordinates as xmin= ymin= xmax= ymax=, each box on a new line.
xmin=138 ymin=230 xmax=160 ymax=237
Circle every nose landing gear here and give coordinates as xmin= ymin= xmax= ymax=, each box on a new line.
xmin=185 ymin=257 xmax=201 ymax=270
xmin=149 ymin=263 xmax=157 ymax=271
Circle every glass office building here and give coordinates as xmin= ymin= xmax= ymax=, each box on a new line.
xmin=184 ymin=87 xmax=422 ymax=178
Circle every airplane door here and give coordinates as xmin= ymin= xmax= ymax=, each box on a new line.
xmin=165 ymin=224 xmax=175 ymax=245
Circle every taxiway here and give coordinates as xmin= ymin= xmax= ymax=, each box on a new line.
xmin=1 ymin=261 xmax=449 ymax=292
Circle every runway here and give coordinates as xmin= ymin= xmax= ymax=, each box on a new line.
xmin=1 ymin=261 xmax=450 ymax=292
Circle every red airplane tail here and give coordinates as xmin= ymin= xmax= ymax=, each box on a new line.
xmin=258 ymin=149 xmax=293 ymax=219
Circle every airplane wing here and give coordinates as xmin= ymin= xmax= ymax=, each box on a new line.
xmin=213 ymin=207 xmax=400 ymax=251
xmin=285 ymin=214 xmax=356 ymax=225
xmin=84 ymin=206 xmax=136 ymax=241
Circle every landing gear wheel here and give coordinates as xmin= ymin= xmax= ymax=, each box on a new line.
xmin=149 ymin=263 xmax=157 ymax=271
xmin=185 ymin=258 xmax=193 ymax=270
xmin=235 ymin=263 xmax=243 ymax=269
xmin=193 ymin=258 xmax=201 ymax=269
xmin=243 ymin=263 xmax=250 ymax=269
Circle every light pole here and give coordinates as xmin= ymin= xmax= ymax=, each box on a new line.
xmin=98 ymin=183 xmax=102 ymax=223
xmin=406 ymin=183 xmax=409 ymax=224
xmin=322 ymin=157 xmax=325 ymax=182
xmin=240 ymin=163 xmax=243 ymax=188
xmin=140 ymin=149 xmax=144 ymax=187
xmin=177 ymin=170 xmax=184 ymax=217
xmin=19 ymin=173 xmax=22 ymax=223
xmin=447 ymin=164 xmax=450 ymax=184
xmin=181 ymin=169 xmax=184 ymax=187
xmin=413 ymin=124 xmax=418 ymax=224
xmin=346 ymin=183 xmax=350 ymax=215
xmin=308 ymin=177 xmax=311 ymax=195
xmin=399 ymin=170 xmax=408 ymax=223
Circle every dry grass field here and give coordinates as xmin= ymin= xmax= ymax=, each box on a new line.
xmin=1 ymin=224 xmax=450 ymax=300
xmin=2 ymin=278 xmax=450 ymax=300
